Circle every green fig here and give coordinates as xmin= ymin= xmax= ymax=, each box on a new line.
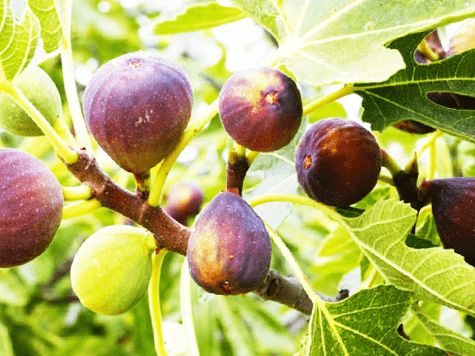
xmin=71 ymin=225 xmax=157 ymax=315
xmin=0 ymin=66 xmax=62 ymax=136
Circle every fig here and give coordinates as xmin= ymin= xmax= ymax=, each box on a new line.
xmin=164 ymin=182 xmax=204 ymax=226
xmin=392 ymin=120 xmax=436 ymax=135
xmin=0 ymin=148 xmax=63 ymax=267
xmin=295 ymin=118 xmax=382 ymax=207
xmin=70 ymin=225 xmax=157 ymax=315
xmin=218 ymin=67 xmax=302 ymax=152
xmin=447 ymin=19 xmax=475 ymax=57
xmin=0 ymin=66 xmax=61 ymax=136
xmin=83 ymin=51 xmax=193 ymax=174
xmin=187 ymin=191 xmax=271 ymax=295
xmin=420 ymin=178 xmax=475 ymax=266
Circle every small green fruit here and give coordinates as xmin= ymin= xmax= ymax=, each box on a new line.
xmin=0 ymin=66 xmax=62 ymax=136
xmin=71 ymin=225 xmax=157 ymax=315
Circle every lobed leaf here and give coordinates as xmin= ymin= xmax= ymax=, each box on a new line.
xmin=151 ymin=2 xmax=246 ymax=34
xmin=358 ymin=31 xmax=475 ymax=142
xmin=304 ymin=285 xmax=446 ymax=355
xmin=344 ymin=199 xmax=475 ymax=316
xmin=231 ymin=0 xmax=475 ymax=86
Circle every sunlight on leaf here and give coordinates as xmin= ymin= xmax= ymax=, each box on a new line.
xmin=232 ymin=0 xmax=475 ymax=86
xmin=28 ymin=0 xmax=63 ymax=53
xmin=0 ymin=0 xmax=39 ymax=81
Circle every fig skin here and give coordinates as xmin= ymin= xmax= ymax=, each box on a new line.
xmin=218 ymin=67 xmax=302 ymax=152
xmin=83 ymin=51 xmax=193 ymax=174
xmin=71 ymin=225 xmax=157 ymax=315
xmin=421 ymin=178 xmax=475 ymax=266
xmin=0 ymin=148 xmax=63 ymax=267
xmin=187 ymin=191 xmax=271 ymax=295
xmin=295 ymin=118 xmax=382 ymax=207
xmin=164 ymin=182 xmax=204 ymax=226
xmin=0 ymin=66 xmax=62 ymax=136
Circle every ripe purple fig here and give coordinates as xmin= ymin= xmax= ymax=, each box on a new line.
xmin=187 ymin=191 xmax=271 ymax=295
xmin=164 ymin=182 xmax=204 ymax=226
xmin=83 ymin=51 xmax=193 ymax=174
xmin=420 ymin=178 xmax=475 ymax=266
xmin=0 ymin=148 xmax=63 ymax=267
xmin=218 ymin=67 xmax=302 ymax=152
xmin=296 ymin=118 xmax=382 ymax=207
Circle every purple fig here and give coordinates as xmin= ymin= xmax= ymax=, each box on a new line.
xmin=421 ymin=178 xmax=475 ymax=266
xmin=187 ymin=191 xmax=271 ymax=295
xmin=296 ymin=118 xmax=382 ymax=207
xmin=164 ymin=182 xmax=204 ymax=226
xmin=83 ymin=51 xmax=193 ymax=174
xmin=218 ymin=67 xmax=302 ymax=152
xmin=0 ymin=148 xmax=63 ymax=267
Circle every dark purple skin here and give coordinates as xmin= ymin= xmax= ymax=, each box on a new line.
xmin=83 ymin=51 xmax=193 ymax=174
xmin=421 ymin=178 xmax=475 ymax=266
xmin=187 ymin=191 xmax=271 ymax=295
xmin=218 ymin=67 xmax=302 ymax=152
xmin=296 ymin=118 xmax=382 ymax=207
xmin=0 ymin=149 xmax=63 ymax=267
xmin=164 ymin=182 xmax=204 ymax=226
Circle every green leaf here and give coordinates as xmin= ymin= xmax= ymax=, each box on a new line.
xmin=305 ymin=285 xmax=445 ymax=355
xmin=411 ymin=303 xmax=475 ymax=355
xmin=344 ymin=199 xmax=475 ymax=317
xmin=231 ymin=0 xmax=475 ymax=86
xmin=357 ymin=31 xmax=475 ymax=141
xmin=28 ymin=0 xmax=63 ymax=53
xmin=243 ymin=118 xmax=308 ymax=230
xmin=151 ymin=2 xmax=246 ymax=34
xmin=0 ymin=0 xmax=39 ymax=81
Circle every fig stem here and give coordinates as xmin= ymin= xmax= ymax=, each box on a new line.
xmin=380 ymin=149 xmax=402 ymax=177
xmin=53 ymin=117 xmax=78 ymax=149
xmin=60 ymin=0 xmax=94 ymax=153
xmin=378 ymin=174 xmax=395 ymax=186
xmin=180 ymin=258 xmax=200 ymax=356
xmin=62 ymin=185 xmax=93 ymax=201
xmin=226 ymin=150 xmax=250 ymax=195
xmin=0 ymin=81 xmax=78 ymax=164
xmin=149 ymin=249 xmax=169 ymax=356
xmin=148 ymin=100 xmax=219 ymax=207
xmin=302 ymin=84 xmax=355 ymax=117
xmin=61 ymin=199 xmax=102 ymax=220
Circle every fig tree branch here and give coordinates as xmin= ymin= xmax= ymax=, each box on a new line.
xmin=66 ymin=149 xmax=347 ymax=316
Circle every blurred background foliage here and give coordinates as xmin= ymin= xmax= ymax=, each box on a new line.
xmin=1 ymin=0 xmax=474 ymax=355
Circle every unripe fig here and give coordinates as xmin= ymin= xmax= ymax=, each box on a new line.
xmin=187 ymin=191 xmax=271 ymax=295
xmin=164 ymin=182 xmax=204 ymax=226
xmin=0 ymin=66 xmax=61 ymax=136
xmin=71 ymin=225 xmax=157 ymax=315
xmin=83 ymin=51 xmax=193 ymax=174
xmin=295 ymin=118 xmax=382 ymax=207
xmin=218 ymin=67 xmax=302 ymax=152
xmin=420 ymin=178 xmax=475 ymax=266
xmin=0 ymin=148 xmax=63 ymax=267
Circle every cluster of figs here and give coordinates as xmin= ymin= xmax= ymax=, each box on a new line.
xmin=2 ymin=42 xmax=475 ymax=315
